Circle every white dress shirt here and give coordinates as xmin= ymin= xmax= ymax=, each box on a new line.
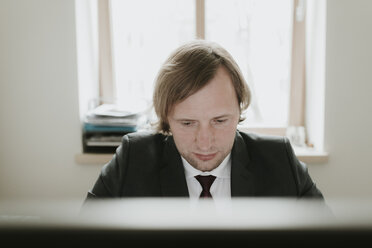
xmin=181 ymin=153 xmax=231 ymax=200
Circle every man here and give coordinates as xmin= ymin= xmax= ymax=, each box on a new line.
xmin=86 ymin=40 xmax=323 ymax=200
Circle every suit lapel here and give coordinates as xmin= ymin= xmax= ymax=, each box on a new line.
xmin=159 ymin=135 xmax=189 ymax=197
xmin=231 ymin=132 xmax=256 ymax=197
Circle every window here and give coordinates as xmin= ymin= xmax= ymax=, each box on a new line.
xmin=205 ymin=0 xmax=293 ymax=127
xmin=76 ymin=0 xmax=312 ymax=146
xmin=110 ymin=0 xmax=195 ymax=113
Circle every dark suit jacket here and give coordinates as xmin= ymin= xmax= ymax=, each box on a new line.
xmin=87 ymin=131 xmax=323 ymax=199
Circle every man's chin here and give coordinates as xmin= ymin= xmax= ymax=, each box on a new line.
xmin=182 ymin=153 xmax=224 ymax=171
xmin=193 ymin=158 xmax=222 ymax=172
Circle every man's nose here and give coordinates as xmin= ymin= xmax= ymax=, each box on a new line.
xmin=195 ymin=124 xmax=214 ymax=151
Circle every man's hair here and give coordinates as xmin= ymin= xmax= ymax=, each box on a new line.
xmin=153 ymin=40 xmax=251 ymax=134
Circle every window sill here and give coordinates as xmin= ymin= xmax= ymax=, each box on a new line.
xmin=293 ymin=148 xmax=329 ymax=164
xmin=75 ymin=149 xmax=328 ymax=165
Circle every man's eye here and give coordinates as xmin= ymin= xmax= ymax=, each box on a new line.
xmin=181 ymin=121 xmax=193 ymax=126
xmin=214 ymin=119 xmax=227 ymax=124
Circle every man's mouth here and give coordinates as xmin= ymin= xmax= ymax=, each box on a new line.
xmin=194 ymin=152 xmax=217 ymax=161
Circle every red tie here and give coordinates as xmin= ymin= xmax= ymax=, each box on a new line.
xmin=195 ymin=175 xmax=216 ymax=198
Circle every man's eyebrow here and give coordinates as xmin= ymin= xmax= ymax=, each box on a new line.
xmin=213 ymin=114 xmax=232 ymax=119
xmin=173 ymin=118 xmax=196 ymax=121
xmin=172 ymin=114 xmax=233 ymax=121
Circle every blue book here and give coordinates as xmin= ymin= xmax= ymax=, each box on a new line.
xmin=83 ymin=123 xmax=137 ymax=133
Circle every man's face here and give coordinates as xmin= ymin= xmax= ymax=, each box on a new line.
xmin=168 ymin=66 xmax=240 ymax=172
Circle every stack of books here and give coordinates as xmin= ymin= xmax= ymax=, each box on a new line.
xmin=82 ymin=104 xmax=142 ymax=153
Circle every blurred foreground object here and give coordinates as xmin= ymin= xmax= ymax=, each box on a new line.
xmin=1 ymin=198 xmax=372 ymax=247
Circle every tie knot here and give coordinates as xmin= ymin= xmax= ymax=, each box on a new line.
xmin=195 ymin=175 xmax=216 ymax=198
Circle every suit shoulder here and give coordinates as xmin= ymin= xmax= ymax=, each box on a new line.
xmin=124 ymin=131 xmax=167 ymax=144
xmin=237 ymin=130 xmax=287 ymax=147
xmin=122 ymin=131 xmax=168 ymax=158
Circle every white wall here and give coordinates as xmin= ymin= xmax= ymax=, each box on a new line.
xmin=0 ymin=0 xmax=372 ymax=202
xmin=0 ymin=0 xmax=101 ymax=202
xmin=308 ymin=0 xmax=372 ymax=198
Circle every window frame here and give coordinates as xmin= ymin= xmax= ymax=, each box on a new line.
xmin=97 ymin=0 xmax=307 ymax=140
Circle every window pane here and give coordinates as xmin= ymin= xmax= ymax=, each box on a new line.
xmin=110 ymin=0 xmax=195 ymax=112
xmin=205 ymin=0 xmax=293 ymax=127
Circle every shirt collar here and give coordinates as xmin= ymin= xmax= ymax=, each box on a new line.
xmin=182 ymin=153 xmax=231 ymax=179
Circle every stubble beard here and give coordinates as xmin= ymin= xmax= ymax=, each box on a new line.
xmin=182 ymin=151 xmax=229 ymax=172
